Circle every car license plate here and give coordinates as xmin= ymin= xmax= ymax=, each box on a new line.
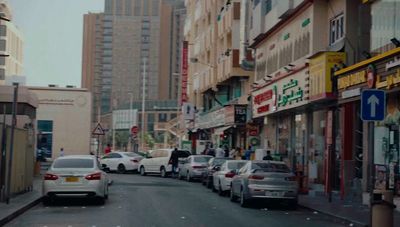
xmin=65 ymin=177 xmax=79 ymax=182
xmin=265 ymin=191 xmax=283 ymax=197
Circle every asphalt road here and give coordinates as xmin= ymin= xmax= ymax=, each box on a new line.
xmin=7 ymin=173 xmax=348 ymax=227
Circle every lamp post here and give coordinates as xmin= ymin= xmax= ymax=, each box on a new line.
xmin=128 ymin=92 xmax=133 ymax=152
xmin=141 ymin=58 xmax=147 ymax=151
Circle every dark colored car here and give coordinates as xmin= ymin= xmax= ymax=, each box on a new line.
xmin=202 ymin=157 xmax=232 ymax=188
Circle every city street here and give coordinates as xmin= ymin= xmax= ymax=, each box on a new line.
xmin=7 ymin=174 xmax=347 ymax=227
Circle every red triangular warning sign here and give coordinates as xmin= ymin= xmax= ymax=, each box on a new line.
xmin=92 ymin=123 xmax=105 ymax=135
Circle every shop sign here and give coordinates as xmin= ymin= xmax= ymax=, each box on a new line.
xmin=251 ymin=67 xmax=309 ymax=116
xmin=309 ymin=52 xmax=346 ymax=100
xmin=224 ymin=105 xmax=247 ymax=124
xmin=376 ymin=69 xmax=400 ymax=89
xmin=341 ymin=87 xmax=361 ymax=99
xmin=195 ymin=108 xmax=225 ymax=129
xmin=274 ymin=68 xmax=309 ymax=112
xmin=247 ymin=124 xmax=259 ymax=136
xmin=252 ymin=86 xmax=274 ymax=118
xmin=181 ymin=41 xmax=189 ymax=104
xmin=338 ymin=70 xmax=367 ymax=90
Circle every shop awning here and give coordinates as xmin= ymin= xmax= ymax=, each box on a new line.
xmin=213 ymin=126 xmax=232 ymax=135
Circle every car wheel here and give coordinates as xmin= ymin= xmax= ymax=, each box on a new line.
xmin=178 ymin=171 xmax=183 ymax=180
xmin=42 ymin=196 xmax=53 ymax=206
xmin=202 ymin=177 xmax=206 ymax=186
xmin=206 ymin=178 xmax=212 ymax=189
xmin=288 ymin=199 xmax=298 ymax=210
xmin=104 ymin=185 xmax=109 ymax=200
xmin=218 ymin=182 xmax=224 ymax=196
xmin=186 ymin=172 xmax=191 ymax=182
xmin=160 ymin=167 xmax=167 ymax=178
xmin=230 ymin=187 xmax=237 ymax=202
xmin=97 ymin=196 xmax=105 ymax=205
xmin=117 ymin=164 xmax=126 ymax=174
xmin=140 ymin=166 xmax=146 ymax=176
xmin=240 ymin=189 xmax=249 ymax=208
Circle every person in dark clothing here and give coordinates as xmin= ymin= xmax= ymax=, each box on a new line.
xmin=224 ymin=145 xmax=229 ymax=157
xmin=170 ymin=148 xmax=179 ymax=178
xmin=263 ymin=150 xmax=274 ymax=161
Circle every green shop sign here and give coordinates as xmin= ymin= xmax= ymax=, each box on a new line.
xmin=277 ymin=79 xmax=304 ymax=107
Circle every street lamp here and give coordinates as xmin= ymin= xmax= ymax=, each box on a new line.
xmin=141 ymin=58 xmax=147 ymax=151
xmin=128 ymin=92 xmax=133 ymax=152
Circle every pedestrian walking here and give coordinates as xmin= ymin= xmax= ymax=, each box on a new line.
xmin=59 ymin=147 xmax=64 ymax=157
xmin=215 ymin=145 xmax=225 ymax=158
xmin=169 ymin=148 xmax=179 ymax=178
xmin=263 ymin=150 xmax=274 ymax=160
xmin=104 ymin=144 xmax=111 ymax=154
xmin=244 ymin=145 xmax=252 ymax=160
xmin=229 ymin=147 xmax=236 ymax=158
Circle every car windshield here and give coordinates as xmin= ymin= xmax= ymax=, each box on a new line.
xmin=53 ymin=158 xmax=94 ymax=169
xmin=212 ymin=158 xmax=229 ymax=166
xmin=193 ymin=156 xmax=210 ymax=163
xmin=227 ymin=162 xmax=247 ymax=170
xmin=252 ymin=163 xmax=291 ymax=173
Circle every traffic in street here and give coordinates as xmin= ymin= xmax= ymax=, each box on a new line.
xmin=7 ymin=173 xmax=349 ymax=227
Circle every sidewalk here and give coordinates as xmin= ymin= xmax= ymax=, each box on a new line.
xmin=0 ymin=177 xmax=43 ymax=226
xmin=299 ymin=193 xmax=400 ymax=227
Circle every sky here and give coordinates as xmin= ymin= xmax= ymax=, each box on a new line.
xmin=9 ymin=0 xmax=104 ymax=87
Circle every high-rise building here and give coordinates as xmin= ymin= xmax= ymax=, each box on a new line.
xmin=82 ymin=12 xmax=104 ymax=125
xmin=0 ymin=0 xmax=24 ymax=85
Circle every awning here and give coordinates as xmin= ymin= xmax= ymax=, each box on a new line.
xmin=213 ymin=126 xmax=232 ymax=135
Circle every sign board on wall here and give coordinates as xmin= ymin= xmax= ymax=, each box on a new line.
xmin=309 ymin=52 xmax=346 ymax=100
xmin=181 ymin=41 xmax=189 ymax=105
xmin=225 ymin=105 xmax=247 ymax=124
xmin=252 ymin=67 xmax=309 ymax=117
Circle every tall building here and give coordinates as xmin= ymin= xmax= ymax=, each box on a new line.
xmin=82 ymin=12 xmax=104 ymax=125
xmin=0 ymin=0 xmax=24 ymax=85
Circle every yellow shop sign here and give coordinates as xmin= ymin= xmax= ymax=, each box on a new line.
xmin=376 ymin=69 xmax=400 ymax=89
xmin=338 ymin=70 xmax=367 ymax=89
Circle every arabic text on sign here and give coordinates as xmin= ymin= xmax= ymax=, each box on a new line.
xmin=257 ymin=105 xmax=269 ymax=114
xmin=254 ymin=90 xmax=272 ymax=105
xmin=338 ymin=70 xmax=367 ymax=89
xmin=375 ymin=69 xmax=400 ymax=89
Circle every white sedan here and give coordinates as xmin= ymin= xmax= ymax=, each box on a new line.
xmin=42 ymin=155 xmax=109 ymax=205
xmin=213 ymin=160 xmax=248 ymax=196
xmin=100 ymin=152 xmax=144 ymax=173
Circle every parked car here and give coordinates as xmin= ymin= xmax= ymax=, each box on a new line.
xmin=138 ymin=149 xmax=191 ymax=177
xmin=230 ymin=160 xmax=298 ymax=208
xmin=178 ymin=155 xmax=213 ymax=181
xmin=100 ymin=151 xmax=144 ymax=173
xmin=212 ymin=160 xmax=248 ymax=195
xmin=202 ymin=157 xmax=232 ymax=188
xmin=42 ymin=155 xmax=110 ymax=205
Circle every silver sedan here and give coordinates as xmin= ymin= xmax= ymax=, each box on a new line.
xmin=178 ymin=155 xmax=212 ymax=181
xmin=230 ymin=160 xmax=298 ymax=208
xmin=42 ymin=155 xmax=109 ymax=205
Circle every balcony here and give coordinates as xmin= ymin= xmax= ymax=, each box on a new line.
xmin=217 ymin=49 xmax=251 ymax=83
xmin=217 ymin=2 xmax=240 ymax=39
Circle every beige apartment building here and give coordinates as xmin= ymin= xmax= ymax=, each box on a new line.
xmin=184 ymin=0 xmax=253 ymax=150
xmin=0 ymin=0 xmax=23 ymax=85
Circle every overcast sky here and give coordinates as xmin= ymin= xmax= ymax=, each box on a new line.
xmin=9 ymin=0 xmax=104 ymax=87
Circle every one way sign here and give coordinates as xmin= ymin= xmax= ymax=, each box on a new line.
xmin=361 ymin=89 xmax=386 ymax=121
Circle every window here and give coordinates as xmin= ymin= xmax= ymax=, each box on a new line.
xmin=105 ymin=0 xmax=113 ymax=14
xmin=125 ymin=0 xmax=132 ymax=16
xmin=264 ymin=0 xmax=272 ymax=15
xmin=158 ymin=113 xmax=167 ymax=122
xmin=134 ymin=0 xmax=141 ymax=16
xmin=53 ymin=159 xmax=94 ymax=169
xmin=152 ymin=0 xmax=159 ymax=16
xmin=329 ymin=14 xmax=345 ymax=46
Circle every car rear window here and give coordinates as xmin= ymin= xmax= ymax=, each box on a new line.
xmin=53 ymin=159 xmax=94 ymax=168
xmin=227 ymin=162 xmax=246 ymax=170
xmin=178 ymin=150 xmax=191 ymax=158
xmin=193 ymin=156 xmax=209 ymax=163
xmin=124 ymin=152 xmax=140 ymax=157
xmin=252 ymin=163 xmax=290 ymax=173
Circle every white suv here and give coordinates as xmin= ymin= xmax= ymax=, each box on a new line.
xmin=138 ymin=149 xmax=191 ymax=177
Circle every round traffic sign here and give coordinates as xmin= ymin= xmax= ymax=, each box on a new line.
xmin=131 ymin=126 xmax=138 ymax=136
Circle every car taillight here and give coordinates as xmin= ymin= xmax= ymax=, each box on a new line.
xmin=193 ymin=166 xmax=205 ymax=169
xmin=85 ymin=172 xmax=101 ymax=180
xmin=225 ymin=172 xmax=235 ymax=178
xmin=131 ymin=159 xmax=139 ymax=163
xmin=285 ymin=176 xmax=297 ymax=181
xmin=44 ymin=173 xmax=58 ymax=180
xmin=248 ymin=175 xmax=264 ymax=180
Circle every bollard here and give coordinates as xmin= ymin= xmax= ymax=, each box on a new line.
xmin=372 ymin=190 xmax=396 ymax=227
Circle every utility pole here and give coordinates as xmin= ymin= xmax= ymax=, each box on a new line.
xmin=141 ymin=58 xmax=147 ymax=151
xmin=6 ymin=83 xmax=18 ymax=204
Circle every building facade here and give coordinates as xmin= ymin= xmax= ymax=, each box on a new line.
xmin=82 ymin=12 xmax=104 ymax=127
xmin=29 ymin=87 xmax=92 ymax=159
xmin=0 ymin=1 xmax=24 ymax=85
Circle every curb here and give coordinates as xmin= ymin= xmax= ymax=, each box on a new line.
xmin=298 ymin=204 xmax=368 ymax=227
xmin=0 ymin=196 xmax=43 ymax=226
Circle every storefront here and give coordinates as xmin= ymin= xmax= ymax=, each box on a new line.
xmin=252 ymin=65 xmax=310 ymax=168
xmin=308 ymin=52 xmax=346 ymax=193
xmin=335 ymin=47 xmax=400 ymax=199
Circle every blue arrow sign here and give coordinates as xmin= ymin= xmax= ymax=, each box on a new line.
xmin=361 ymin=90 xmax=386 ymax=121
